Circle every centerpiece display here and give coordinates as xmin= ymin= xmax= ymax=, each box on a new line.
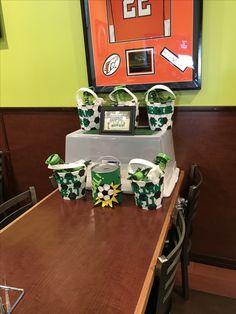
xmin=63 ymin=84 xmax=179 ymax=208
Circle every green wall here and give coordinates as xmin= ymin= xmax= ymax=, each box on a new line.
xmin=0 ymin=0 xmax=235 ymax=107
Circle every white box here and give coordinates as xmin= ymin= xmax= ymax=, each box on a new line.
xmin=65 ymin=129 xmax=179 ymax=196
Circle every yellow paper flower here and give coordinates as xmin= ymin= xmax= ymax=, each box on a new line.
xmin=94 ymin=182 xmax=121 ymax=208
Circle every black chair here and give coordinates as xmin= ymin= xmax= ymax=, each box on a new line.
xmin=49 ymin=174 xmax=58 ymax=189
xmin=180 ymin=164 xmax=203 ymax=300
xmin=145 ymin=210 xmax=186 ymax=314
xmin=0 ymin=186 xmax=37 ymax=229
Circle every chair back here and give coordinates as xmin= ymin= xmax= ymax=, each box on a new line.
xmin=184 ymin=164 xmax=203 ymax=252
xmin=146 ymin=210 xmax=185 ymax=314
xmin=49 ymin=175 xmax=58 ymax=189
xmin=156 ymin=210 xmax=185 ymax=314
xmin=0 ymin=186 xmax=37 ymax=229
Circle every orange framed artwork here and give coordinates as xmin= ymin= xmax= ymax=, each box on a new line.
xmin=81 ymin=0 xmax=202 ymax=92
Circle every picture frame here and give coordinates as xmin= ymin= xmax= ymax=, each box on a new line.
xmin=99 ymin=106 xmax=136 ymax=135
xmin=81 ymin=0 xmax=203 ymax=92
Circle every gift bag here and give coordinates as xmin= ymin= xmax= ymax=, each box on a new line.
xmin=128 ymin=158 xmax=164 ymax=210
xmin=76 ymin=88 xmax=104 ymax=131
xmin=145 ymin=85 xmax=176 ymax=132
xmin=109 ymin=86 xmax=139 ymax=127
xmin=48 ymin=160 xmax=89 ymax=200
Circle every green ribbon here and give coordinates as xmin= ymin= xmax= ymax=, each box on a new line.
xmin=81 ymin=86 xmax=95 ymax=106
xmin=153 ymin=153 xmax=171 ymax=172
xmin=46 ymin=153 xmax=91 ymax=173
xmin=128 ymin=167 xmax=152 ymax=182
xmin=145 ymin=89 xmax=175 ymax=104
xmin=111 ymin=85 xmax=130 ymax=104
xmin=45 ymin=153 xmax=64 ymax=165
xmin=147 ymin=105 xmax=173 ymax=115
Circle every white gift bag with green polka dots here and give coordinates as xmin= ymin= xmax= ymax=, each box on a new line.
xmin=76 ymin=88 xmax=104 ymax=131
xmin=145 ymin=85 xmax=175 ymax=132
xmin=128 ymin=158 xmax=164 ymax=210
xmin=109 ymin=87 xmax=139 ymax=127
xmin=48 ymin=160 xmax=88 ymax=200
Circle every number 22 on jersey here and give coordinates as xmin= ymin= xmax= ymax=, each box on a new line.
xmin=107 ymin=0 xmax=171 ymax=42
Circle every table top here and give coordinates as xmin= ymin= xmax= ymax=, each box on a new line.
xmin=0 ymin=171 xmax=184 ymax=314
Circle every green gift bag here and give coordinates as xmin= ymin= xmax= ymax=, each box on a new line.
xmin=145 ymin=85 xmax=176 ymax=132
xmin=128 ymin=158 xmax=164 ymax=210
xmin=76 ymin=88 xmax=104 ymax=131
xmin=53 ymin=168 xmax=87 ymax=200
xmin=47 ymin=159 xmax=89 ymax=200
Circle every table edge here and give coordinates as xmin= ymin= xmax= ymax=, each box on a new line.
xmin=0 ymin=189 xmax=58 ymax=234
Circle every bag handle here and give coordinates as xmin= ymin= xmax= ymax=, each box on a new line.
xmin=128 ymin=158 xmax=156 ymax=173
xmin=128 ymin=158 xmax=164 ymax=181
xmin=96 ymin=156 xmax=120 ymax=165
xmin=47 ymin=159 xmax=88 ymax=170
xmin=145 ymin=84 xmax=176 ymax=102
xmin=76 ymin=87 xmax=99 ymax=104
xmin=109 ymin=87 xmax=138 ymax=103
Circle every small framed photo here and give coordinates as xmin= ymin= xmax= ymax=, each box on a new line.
xmin=100 ymin=106 xmax=136 ymax=135
xmin=126 ymin=47 xmax=155 ymax=76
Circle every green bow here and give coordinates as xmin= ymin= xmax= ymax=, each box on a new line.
xmin=153 ymin=153 xmax=171 ymax=172
xmin=45 ymin=153 xmax=64 ymax=165
xmin=127 ymin=167 xmax=152 ymax=181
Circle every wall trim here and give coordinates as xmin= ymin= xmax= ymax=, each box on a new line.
xmin=175 ymin=106 xmax=236 ymax=112
xmin=0 ymin=106 xmax=236 ymax=112
xmin=0 ymin=107 xmax=77 ymax=112
xmin=190 ymin=253 xmax=236 ymax=270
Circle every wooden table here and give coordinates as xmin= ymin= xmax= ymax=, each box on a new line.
xmin=0 ymin=171 xmax=184 ymax=314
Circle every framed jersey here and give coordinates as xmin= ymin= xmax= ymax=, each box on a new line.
xmin=81 ymin=0 xmax=202 ymax=92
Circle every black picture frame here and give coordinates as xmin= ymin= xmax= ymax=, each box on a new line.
xmin=81 ymin=0 xmax=203 ymax=92
xmin=99 ymin=106 xmax=136 ymax=135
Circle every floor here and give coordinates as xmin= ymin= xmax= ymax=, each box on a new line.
xmin=172 ymin=288 xmax=236 ymax=314
xmin=172 ymin=262 xmax=236 ymax=314
xmin=175 ymin=262 xmax=236 ymax=299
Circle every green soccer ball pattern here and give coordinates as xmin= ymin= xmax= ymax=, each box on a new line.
xmin=78 ymin=104 xmax=101 ymax=131
xmin=147 ymin=102 xmax=174 ymax=132
xmin=131 ymin=176 xmax=164 ymax=210
xmin=54 ymin=168 xmax=87 ymax=200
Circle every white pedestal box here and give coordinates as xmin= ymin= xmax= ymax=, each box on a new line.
xmin=65 ymin=129 xmax=179 ymax=197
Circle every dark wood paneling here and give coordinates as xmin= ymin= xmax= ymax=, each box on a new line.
xmin=0 ymin=109 xmax=79 ymax=200
xmin=172 ymin=109 xmax=236 ymax=265
xmin=0 ymin=107 xmax=236 ymax=267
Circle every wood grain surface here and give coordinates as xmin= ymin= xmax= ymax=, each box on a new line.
xmin=0 ymin=172 xmax=183 ymax=314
